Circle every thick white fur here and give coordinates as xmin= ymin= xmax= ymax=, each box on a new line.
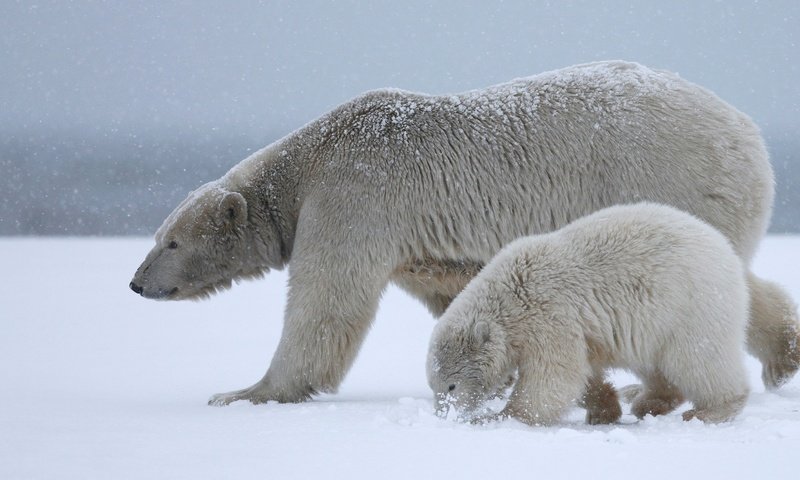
xmin=428 ymin=203 xmax=750 ymax=425
xmin=129 ymin=61 xmax=798 ymax=405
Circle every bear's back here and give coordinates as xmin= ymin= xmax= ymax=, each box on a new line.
xmin=301 ymin=63 xmax=767 ymax=264
xmin=562 ymin=204 xmax=744 ymax=350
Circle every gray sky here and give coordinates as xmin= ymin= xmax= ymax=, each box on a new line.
xmin=1 ymin=1 xmax=799 ymax=235
xmin=2 ymin=1 xmax=798 ymax=139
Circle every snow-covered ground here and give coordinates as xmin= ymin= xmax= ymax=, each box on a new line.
xmin=1 ymin=237 xmax=798 ymax=479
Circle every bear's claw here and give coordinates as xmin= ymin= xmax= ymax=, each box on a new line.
xmin=208 ymin=384 xmax=274 ymax=406
xmin=762 ymin=360 xmax=799 ymax=390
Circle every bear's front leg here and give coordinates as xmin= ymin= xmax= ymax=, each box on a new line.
xmin=210 ymin=222 xmax=393 ymax=406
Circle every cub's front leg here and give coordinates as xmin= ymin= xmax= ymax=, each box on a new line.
xmin=500 ymin=340 xmax=591 ymax=426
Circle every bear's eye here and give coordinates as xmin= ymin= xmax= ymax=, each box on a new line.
xmin=448 ymin=384 xmax=456 ymax=392
xmin=168 ymin=240 xmax=178 ymax=249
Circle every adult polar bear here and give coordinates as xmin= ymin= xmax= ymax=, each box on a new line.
xmin=130 ymin=61 xmax=799 ymax=405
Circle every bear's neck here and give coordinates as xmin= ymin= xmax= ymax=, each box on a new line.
xmin=223 ymin=128 xmax=330 ymax=264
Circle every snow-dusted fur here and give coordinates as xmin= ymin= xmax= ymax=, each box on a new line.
xmin=129 ymin=61 xmax=799 ymax=405
xmin=427 ymin=203 xmax=750 ymax=426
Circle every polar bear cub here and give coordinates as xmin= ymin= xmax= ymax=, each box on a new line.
xmin=427 ymin=203 xmax=749 ymax=425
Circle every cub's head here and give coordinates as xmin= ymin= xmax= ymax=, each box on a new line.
xmin=129 ymin=182 xmax=279 ymax=300
xmin=427 ymin=317 xmax=512 ymax=419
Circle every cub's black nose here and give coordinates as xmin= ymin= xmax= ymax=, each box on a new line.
xmin=129 ymin=281 xmax=144 ymax=295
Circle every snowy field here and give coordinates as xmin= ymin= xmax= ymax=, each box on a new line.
xmin=1 ymin=236 xmax=799 ymax=479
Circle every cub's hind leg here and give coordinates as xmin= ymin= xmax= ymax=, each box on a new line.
xmin=664 ymin=351 xmax=749 ymax=424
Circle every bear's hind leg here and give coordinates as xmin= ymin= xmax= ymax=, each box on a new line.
xmin=746 ymin=272 xmax=800 ymax=389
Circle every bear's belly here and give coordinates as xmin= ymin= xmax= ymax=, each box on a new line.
xmin=391 ymin=257 xmax=483 ymax=317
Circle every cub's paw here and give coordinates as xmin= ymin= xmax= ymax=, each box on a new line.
xmin=681 ymin=392 xmax=747 ymax=424
xmin=681 ymin=402 xmax=743 ymax=424
xmin=468 ymin=412 xmax=506 ymax=425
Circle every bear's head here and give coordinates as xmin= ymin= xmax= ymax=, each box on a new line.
xmin=130 ymin=182 xmax=282 ymax=300
xmin=427 ymin=318 xmax=513 ymax=419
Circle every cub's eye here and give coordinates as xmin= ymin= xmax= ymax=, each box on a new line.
xmin=168 ymin=240 xmax=178 ymax=249
xmin=448 ymin=384 xmax=456 ymax=392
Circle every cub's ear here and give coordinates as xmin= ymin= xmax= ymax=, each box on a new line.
xmin=472 ymin=321 xmax=491 ymax=344
xmin=219 ymin=192 xmax=247 ymax=226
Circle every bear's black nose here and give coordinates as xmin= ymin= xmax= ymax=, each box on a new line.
xmin=129 ymin=281 xmax=144 ymax=295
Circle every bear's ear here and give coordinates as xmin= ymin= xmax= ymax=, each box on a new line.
xmin=472 ymin=321 xmax=491 ymax=345
xmin=219 ymin=192 xmax=247 ymax=226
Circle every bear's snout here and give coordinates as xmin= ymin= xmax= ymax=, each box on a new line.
xmin=129 ymin=279 xmax=179 ymax=299
xmin=129 ymin=281 xmax=144 ymax=295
